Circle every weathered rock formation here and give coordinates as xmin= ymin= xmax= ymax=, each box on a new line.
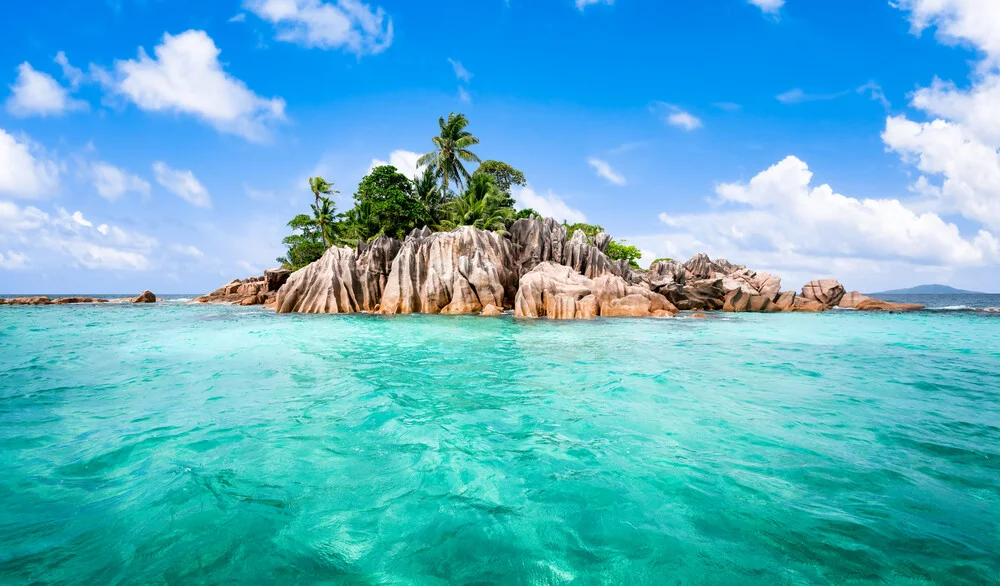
xmin=514 ymin=262 xmax=676 ymax=319
xmin=196 ymin=268 xmax=291 ymax=306
xmin=855 ymin=299 xmax=926 ymax=312
xmin=275 ymin=237 xmax=401 ymax=314
xmin=509 ymin=218 xmax=621 ymax=279
xmin=379 ymin=227 xmax=518 ymax=315
xmin=52 ymin=297 xmax=109 ymax=304
xmin=801 ymin=280 xmax=845 ymax=308
xmin=133 ymin=290 xmax=157 ymax=303
xmin=4 ymin=296 xmax=53 ymax=305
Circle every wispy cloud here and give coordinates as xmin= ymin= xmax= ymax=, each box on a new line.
xmin=713 ymin=102 xmax=742 ymax=112
xmin=857 ymin=81 xmax=891 ymax=109
xmin=776 ymin=88 xmax=850 ymax=104
xmin=650 ymin=101 xmax=703 ymax=130
xmin=587 ymin=157 xmax=627 ymax=186
xmin=448 ymin=58 xmax=472 ymax=83
xmin=747 ymin=0 xmax=784 ymax=16
xmin=576 ymin=0 xmax=613 ymax=11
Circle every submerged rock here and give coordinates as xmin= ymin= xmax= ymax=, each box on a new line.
xmin=514 ymin=262 xmax=676 ymax=319
xmin=379 ymin=226 xmax=518 ymax=315
xmin=52 ymin=297 xmax=109 ymax=304
xmin=6 ymin=296 xmax=51 ymax=306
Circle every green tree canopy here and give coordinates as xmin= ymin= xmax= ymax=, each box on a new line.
xmin=277 ymin=214 xmax=327 ymax=271
xmin=347 ymin=165 xmax=427 ymax=241
xmin=309 ymin=176 xmax=337 ymax=207
xmin=440 ymin=173 xmax=514 ymax=232
xmin=412 ymin=165 xmax=450 ymax=227
xmin=473 ymin=160 xmax=526 ymax=208
xmin=417 ymin=113 xmax=481 ymax=195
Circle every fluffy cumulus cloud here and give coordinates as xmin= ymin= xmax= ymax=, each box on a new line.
xmin=586 ymin=157 xmax=626 ymax=186
xmin=370 ymin=149 xmax=424 ymax=180
xmin=512 ymin=186 xmax=587 ymax=224
xmin=153 ymin=161 xmax=211 ymax=208
xmin=0 ymin=129 xmax=61 ymax=198
xmin=0 ymin=202 xmax=158 ymax=271
xmin=650 ymin=101 xmax=702 ymax=130
xmin=640 ymin=156 xmax=998 ymax=288
xmin=880 ymin=0 xmax=1000 ymax=231
xmin=245 ymin=0 xmax=393 ymax=55
xmin=91 ymin=161 xmax=151 ymax=201
xmin=5 ymin=62 xmax=88 ymax=117
xmin=100 ymin=30 xmax=286 ymax=142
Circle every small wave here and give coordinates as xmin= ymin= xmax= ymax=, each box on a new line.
xmin=927 ymin=305 xmax=976 ymax=311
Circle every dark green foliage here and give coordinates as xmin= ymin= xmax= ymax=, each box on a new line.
xmin=347 ymin=165 xmax=428 ymax=241
xmin=417 ymin=113 xmax=481 ymax=195
xmin=649 ymin=257 xmax=674 ymax=267
xmin=413 ymin=165 xmax=451 ymax=226
xmin=277 ymin=214 xmax=327 ymax=270
xmin=441 ymin=173 xmax=514 ymax=232
xmin=606 ymin=240 xmax=643 ymax=269
xmin=564 ymin=221 xmax=643 ymax=268
xmin=474 ymin=160 xmax=526 ymax=208
xmin=514 ymin=208 xmax=541 ymax=220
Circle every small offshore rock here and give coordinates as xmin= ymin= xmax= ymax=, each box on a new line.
xmin=133 ymin=290 xmax=157 ymax=303
xmin=801 ymin=279 xmax=845 ymax=308
xmin=855 ymin=299 xmax=925 ymax=312
xmin=481 ymin=304 xmax=503 ymax=316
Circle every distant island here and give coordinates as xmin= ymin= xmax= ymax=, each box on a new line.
xmin=871 ymin=284 xmax=984 ymax=295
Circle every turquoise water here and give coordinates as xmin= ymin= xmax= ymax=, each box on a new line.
xmin=1 ymin=304 xmax=998 ymax=584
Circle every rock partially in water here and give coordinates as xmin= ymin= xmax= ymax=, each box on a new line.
xmin=791 ymin=297 xmax=826 ymax=312
xmin=774 ymin=291 xmax=798 ymax=311
xmin=514 ymin=262 xmax=676 ymax=319
xmin=5 ymin=296 xmax=52 ymax=306
xmin=801 ymin=279 xmax=845 ymax=308
xmin=197 ymin=267 xmax=292 ymax=306
xmin=52 ymin=297 xmax=109 ymax=304
xmin=133 ymin=291 xmax=156 ymax=303
xmin=855 ymin=299 xmax=925 ymax=312
xmin=379 ymin=226 xmax=518 ymax=315
xmin=481 ymin=304 xmax=503 ymax=316
xmin=838 ymin=291 xmax=871 ymax=308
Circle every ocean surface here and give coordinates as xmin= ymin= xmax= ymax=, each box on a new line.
xmin=1 ymin=298 xmax=998 ymax=584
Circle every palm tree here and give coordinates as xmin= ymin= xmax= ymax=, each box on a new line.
xmin=413 ymin=165 xmax=449 ymax=225
xmin=309 ymin=176 xmax=338 ymax=208
xmin=416 ymin=113 xmax=481 ymax=196
xmin=440 ymin=174 xmax=513 ymax=232
xmin=310 ymin=196 xmax=337 ymax=248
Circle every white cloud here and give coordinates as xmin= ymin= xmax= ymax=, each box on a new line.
xmin=512 ymin=186 xmax=588 ymax=224
xmin=91 ymin=161 xmax=151 ymax=201
xmin=639 ymin=156 xmax=998 ymax=290
xmin=229 ymin=13 xmax=247 ymax=23
xmin=748 ymin=0 xmax=783 ymax=15
xmin=458 ymin=87 xmax=472 ymax=103
xmin=245 ymin=0 xmax=393 ymax=55
xmin=369 ymin=149 xmax=424 ymax=180
xmin=0 ymin=250 xmax=28 ymax=269
xmin=5 ymin=62 xmax=88 ymax=118
xmin=53 ymin=51 xmax=85 ymax=89
xmin=576 ymin=0 xmax=613 ymax=11
xmin=857 ymin=81 xmax=891 ymax=109
xmin=153 ymin=161 xmax=211 ymax=208
xmin=0 ymin=129 xmax=61 ymax=198
xmin=102 ymin=30 xmax=286 ymax=142
xmin=586 ymin=157 xmax=626 ymax=186
xmin=0 ymin=203 xmax=157 ymax=271
xmin=879 ymin=1 xmax=1000 ymax=232
xmin=775 ymin=88 xmax=849 ymax=104
xmin=895 ymin=0 xmax=1000 ymax=70
xmin=650 ymin=101 xmax=703 ymax=130
xmin=170 ymin=243 xmax=205 ymax=258
xmin=448 ymin=58 xmax=472 ymax=83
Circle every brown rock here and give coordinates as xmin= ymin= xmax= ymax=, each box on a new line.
xmin=7 ymin=296 xmax=51 ymax=305
xmin=774 ymin=291 xmax=797 ymax=311
xmin=514 ymin=262 xmax=676 ymax=319
xmin=380 ymin=226 xmax=518 ymax=315
xmin=52 ymin=297 xmax=109 ymax=304
xmin=748 ymin=294 xmax=781 ymax=312
xmin=691 ymin=313 xmax=709 ymax=319
xmin=723 ymin=289 xmax=751 ymax=312
xmin=509 ymin=217 xmax=622 ymax=280
xmin=661 ymin=278 xmax=727 ymax=311
xmin=801 ymin=279 xmax=845 ymax=308
xmin=791 ymin=297 xmax=826 ymax=312
xmin=855 ymin=299 xmax=925 ymax=312
xmin=683 ymin=253 xmax=743 ymax=281
xmin=132 ymin=290 xmax=156 ymax=303
xmin=481 ymin=304 xmax=503 ymax=316
xmin=838 ymin=291 xmax=872 ymax=308
xmin=264 ymin=268 xmax=292 ymax=292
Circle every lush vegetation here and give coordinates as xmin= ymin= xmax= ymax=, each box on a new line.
xmin=564 ymin=222 xmax=643 ymax=268
xmin=277 ymin=113 xmax=643 ymax=271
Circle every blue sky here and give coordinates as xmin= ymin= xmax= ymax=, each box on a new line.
xmin=2 ymin=0 xmax=999 ymax=294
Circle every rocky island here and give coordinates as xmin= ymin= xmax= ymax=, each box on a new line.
xmin=194 ymin=217 xmax=923 ymax=318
